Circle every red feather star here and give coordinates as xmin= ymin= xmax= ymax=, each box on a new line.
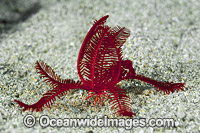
xmin=15 ymin=15 xmax=184 ymax=117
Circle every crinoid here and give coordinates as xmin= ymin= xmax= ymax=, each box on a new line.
xmin=15 ymin=15 xmax=184 ymax=117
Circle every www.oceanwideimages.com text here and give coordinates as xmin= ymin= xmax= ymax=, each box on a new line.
xmin=23 ymin=114 xmax=176 ymax=130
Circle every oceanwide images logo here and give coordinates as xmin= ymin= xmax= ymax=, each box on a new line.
xmin=23 ymin=114 xmax=175 ymax=130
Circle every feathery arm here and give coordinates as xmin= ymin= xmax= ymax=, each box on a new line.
xmin=15 ymin=60 xmax=85 ymax=111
